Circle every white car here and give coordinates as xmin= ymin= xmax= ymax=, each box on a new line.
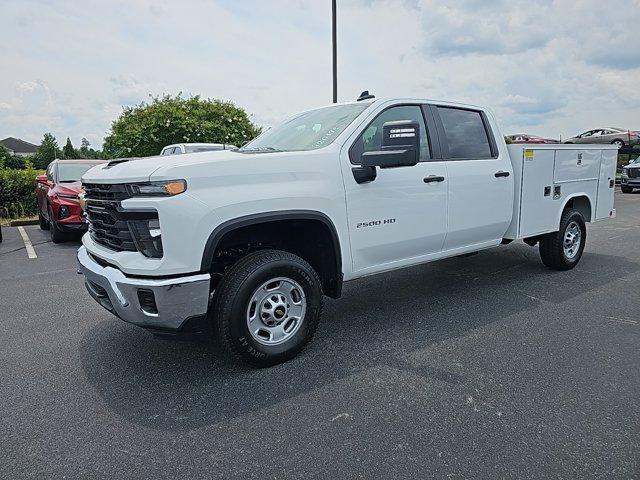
xmin=79 ymin=96 xmax=617 ymax=367
xmin=160 ymin=143 xmax=236 ymax=156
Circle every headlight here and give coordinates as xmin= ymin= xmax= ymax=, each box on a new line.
xmin=622 ymin=170 xmax=628 ymax=178
xmin=128 ymin=217 xmax=163 ymax=258
xmin=126 ymin=180 xmax=187 ymax=197
xmin=58 ymin=193 xmax=79 ymax=200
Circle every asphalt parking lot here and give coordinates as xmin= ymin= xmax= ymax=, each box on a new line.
xmin=1 ymin=189 xmax=639 ymax=479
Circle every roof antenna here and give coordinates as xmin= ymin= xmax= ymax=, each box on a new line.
xmin=357 ymin=90 xmax=375 ymax=101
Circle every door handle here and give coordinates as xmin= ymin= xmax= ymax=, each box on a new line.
xmin=423 ymin=175 xmax=445 ymax=183
xmin=494 ymin=171 xmax=510 ymax=178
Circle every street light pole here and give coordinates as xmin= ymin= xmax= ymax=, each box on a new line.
xmin=332 ymin=0 xmax=337 ymax=103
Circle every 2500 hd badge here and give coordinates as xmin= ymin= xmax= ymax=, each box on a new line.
xmin=356 ymin=218 xmax=396 ymax=228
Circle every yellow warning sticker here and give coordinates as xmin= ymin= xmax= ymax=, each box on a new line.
xmin=524 ymin=149 xmax=534 ymax=159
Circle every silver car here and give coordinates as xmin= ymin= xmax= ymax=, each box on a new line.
xmin=564 ymin=128 xmax=639 ymax=148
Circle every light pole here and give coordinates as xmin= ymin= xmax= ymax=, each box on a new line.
xmin=332 ymin=0 xmax=337 ymax=103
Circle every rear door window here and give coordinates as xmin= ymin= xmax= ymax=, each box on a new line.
xmin=436 ymin=107 xmax=494 ymax=159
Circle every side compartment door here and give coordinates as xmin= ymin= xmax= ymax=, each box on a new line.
xmin=431 ymin=105 xmax=513 ymax=251
xmin=595 ymin=148 xmax=616 ymax=219
xmin=342 ymin=104 xmax=448 ymax=273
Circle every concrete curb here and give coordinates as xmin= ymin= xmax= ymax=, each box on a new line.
xmin=9 ymin=219 xmax=39 ymax=227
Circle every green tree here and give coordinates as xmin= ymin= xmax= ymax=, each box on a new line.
xmin=103 ymin=94 xmax=261 ymax=158
xmin=78 ymin=138 xmax=105 ymax=159
xmin=33 ymin=133 xmax=60 ymax=169
xmin=0 ymin=144 xmax=10 ymax=168
xmin=62 ymin=137 xmax=78 ymax=159
xmin=5 ymin=155 xmax=26 ymax=169
xmin=79 ymin=137 xmax=91 ymax=158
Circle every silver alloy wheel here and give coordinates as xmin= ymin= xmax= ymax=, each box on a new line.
xmin=246 ymin=277 xmax=306 ymax=346
xmin=563 ymin=221 xmax=582 ymax=259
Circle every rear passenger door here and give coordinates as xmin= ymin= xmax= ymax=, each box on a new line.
xmin=431 ymin=105 xmax=513 ymax=251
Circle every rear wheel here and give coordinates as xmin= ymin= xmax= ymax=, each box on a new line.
xmin=539 ymin=209 xmax=586 ymax=270
xmin=621 ymin=186 xmax=633 ymax=194
xmin=211 ymin=249 xmax=323 ymax=367
xmin=48 ymin=205 xmax=67 ymax=243
xmin=612 ymin=139 xmax=624 ymax=148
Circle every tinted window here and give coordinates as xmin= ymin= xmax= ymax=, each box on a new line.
xmin=162 ymin=147 xmax=175 ymax=155
xmin=437 ymin=107 xmax=493 ymax=159
xmin=184 ymin=145 xmax=224 ymax=153
xmin=351 ymin=105 xmax=430 ymax=163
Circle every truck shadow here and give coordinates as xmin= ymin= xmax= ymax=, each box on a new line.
xmin=79 ymin=244 xmax=637 ymax=432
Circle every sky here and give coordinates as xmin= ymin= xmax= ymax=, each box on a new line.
xmin=1 ymin=0 xmax=639 ymax=148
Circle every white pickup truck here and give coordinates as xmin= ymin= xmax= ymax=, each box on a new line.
xmin=78 ymin=96 xmax=617 ymax=366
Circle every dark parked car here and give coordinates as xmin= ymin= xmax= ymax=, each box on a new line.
xmin=35 ymin=159 xmax=106 ymax=242
xmin=621 ymin=157 xmax=640 ymax=193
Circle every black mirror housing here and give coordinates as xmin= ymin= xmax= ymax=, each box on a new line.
xmin=361 ymin=149 xmax=417 ymax=168
xmin=360 ymin=120 xmax=420 ymax=168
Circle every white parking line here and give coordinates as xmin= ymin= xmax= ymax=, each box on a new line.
xmin=17 ymin=226 xmax=37 ymax=259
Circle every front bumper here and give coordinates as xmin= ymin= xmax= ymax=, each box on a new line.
xmin=77 ymin=246 xmax=211 ymax=331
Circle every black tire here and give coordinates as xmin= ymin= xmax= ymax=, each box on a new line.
xmin=39 ymin=211 xmax=50 ymax=230
xmin=539 ymin=209 xmax=586 ymax=271
xmin=48 ymin=206 xmax=67 ymax=243
xmin=612 ymin=139 xmax=624 ymax=148
xmin=621 ymin=186 xmax=633 ymax=194
xmin=211 ymin=249 xmax=323 ymax=367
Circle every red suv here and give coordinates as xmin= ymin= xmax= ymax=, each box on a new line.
xmin=36 ymin=159 xmax=106 ymax=242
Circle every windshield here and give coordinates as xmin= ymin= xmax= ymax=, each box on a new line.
xmin=240 ymin=103 xmax=369 ymax=152
xmin=57 ymin=163 xmax=96 ymax=182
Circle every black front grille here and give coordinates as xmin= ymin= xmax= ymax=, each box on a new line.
xmin=628 ymin=168 xmax=639 ymax=179
xmin=83 ymin=183 xmax=131 ymax=201
xmin=83 ymin=183 xmax=136 ymax=252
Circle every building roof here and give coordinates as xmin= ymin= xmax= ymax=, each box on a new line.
xmin=0 ymin=137 xmax=39 ymax=154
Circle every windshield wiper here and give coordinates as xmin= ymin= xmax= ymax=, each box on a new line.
xmin=239 ymin=147 xmax=282 ymax=153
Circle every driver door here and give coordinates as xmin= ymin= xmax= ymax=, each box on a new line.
xmin=342 ymin=104 xmax=448 ymax=274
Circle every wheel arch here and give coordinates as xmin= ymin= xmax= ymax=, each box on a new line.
xmin=560 ymin=194 xmax=592 ymax=224
xmin=201 ymin=210 xmax=343 ymax=298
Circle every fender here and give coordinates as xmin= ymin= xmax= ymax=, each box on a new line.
xmin=200 ymin=209 xmax=343 ymax=289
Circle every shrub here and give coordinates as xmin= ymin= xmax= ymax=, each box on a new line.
xmin=103 ymin=94 xmax=261 ymax=158
xmin=0 ymin=166 xmax=42 ymax=219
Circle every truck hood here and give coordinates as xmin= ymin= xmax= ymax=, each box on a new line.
xmin=82 ymin=151 xmax=237 ymax=184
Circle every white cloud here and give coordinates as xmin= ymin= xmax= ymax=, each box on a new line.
xmin=0 ymin=0 xmax=638 ymax=148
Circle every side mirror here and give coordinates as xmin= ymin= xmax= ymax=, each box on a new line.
xmin=361 ymin=120 xmax=420 ymax=168
xmin=36 ymin=174 xmax=49 ymax=185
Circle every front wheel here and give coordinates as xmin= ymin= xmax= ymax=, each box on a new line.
xmin=621 ymin=186 xmax=633 ymax=194
xmin=211 ymin=249 xmax=323 ymax=367
xmin=539 ymin=209 xmax=586 ymax=270
xmin=39 ymin=211 xmax=50 ymax=230
xmin=48 ymin=206 xmax=67 ymax=243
